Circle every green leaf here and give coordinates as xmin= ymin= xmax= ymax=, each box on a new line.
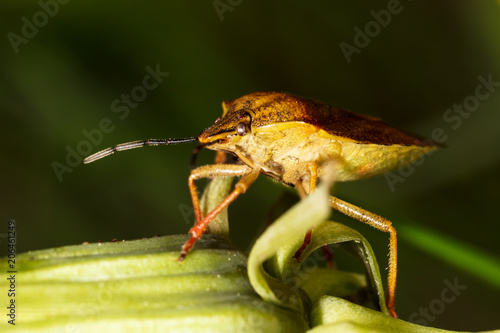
xmin=246 ymin=174 xmax=387 ymax=316
xmin=308 ymin=296 xmax=500 ymax=333
xmin=297 ymin=221 xmax=387 ymax=313
xmin=247 ymin=176 xmax=332 ymax=314
xmin=399 ymin=223 xmax=500 ymax=290
xmin=2 ymin=235 xmax=309 ymax=332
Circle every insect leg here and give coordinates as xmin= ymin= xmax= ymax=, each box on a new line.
xmin=307 ymin=162 xmax=318 ymax=194
xmin=215 ymin=151 xmax=227 ymax=164
xmin=188 ymin=164 xmax=252 ymax=223
xmin=181 ymin=165 xmax=259 ymax=261
xmin=329 ymin=196 xmax=398 ymax=318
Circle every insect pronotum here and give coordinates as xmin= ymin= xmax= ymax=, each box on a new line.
xmin=84 ymin=92 xmax=438 ymax=318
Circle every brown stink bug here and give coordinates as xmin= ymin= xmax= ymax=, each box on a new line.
xmin=85 ymin=92 xmax=438 ymax=317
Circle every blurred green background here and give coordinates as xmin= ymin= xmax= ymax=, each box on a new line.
xmin=1 ymin=1 xmax=499 ymax=330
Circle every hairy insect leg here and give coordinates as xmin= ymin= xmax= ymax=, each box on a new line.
xmin=181 ymin=165 xmax=259 ymax=261
xmin=307 ymin=162 xmax=318 ymax=194
xmin=188 ymin=164 xmax=252 ymax=223
xmin=329 ymin=196 xmax=398 ymax=318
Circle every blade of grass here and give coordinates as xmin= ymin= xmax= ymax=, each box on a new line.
xmin=398 ymin=223 xmax=500 ymax=289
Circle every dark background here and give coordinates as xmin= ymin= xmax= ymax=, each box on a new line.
xmin=1 ymin=1 xmax=499 ymax=330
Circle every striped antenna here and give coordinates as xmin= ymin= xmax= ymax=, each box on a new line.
xmin=84 ymin=137 xmax=198 ymax=164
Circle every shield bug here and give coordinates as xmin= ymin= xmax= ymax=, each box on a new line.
xmin=84 ymin=92 xmax=438 ymax=317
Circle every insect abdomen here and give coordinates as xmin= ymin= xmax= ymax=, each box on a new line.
xmin=334 ymin=142 xmax=436 ymax=181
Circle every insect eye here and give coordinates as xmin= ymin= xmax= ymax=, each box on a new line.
xmin=236 ymin=122 xmax=249 ymax=136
